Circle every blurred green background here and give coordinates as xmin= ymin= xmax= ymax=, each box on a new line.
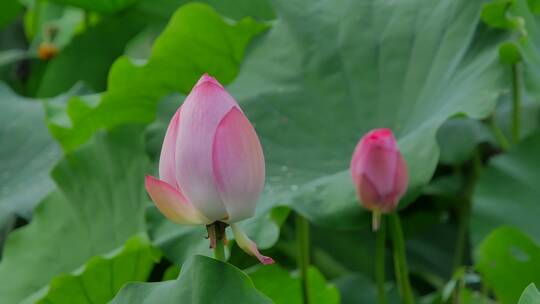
xmin=1 ymin=0 xmax=540 ymax=303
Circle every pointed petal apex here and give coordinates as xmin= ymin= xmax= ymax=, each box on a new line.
xmin=231 ymin=224 xmax=274 ymax=265
xmin=145 ymin=175 xmax=210 ymax=225
xmin=196 ymin=73 xmax=224 ymax=89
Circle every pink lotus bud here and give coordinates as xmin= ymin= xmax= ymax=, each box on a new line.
xmin=350 ymin=128 xmax=408 ymax=230
xmin=145 ymin=73 xmax=272 ymax=264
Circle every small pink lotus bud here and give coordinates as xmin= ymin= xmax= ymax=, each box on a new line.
xmin=145 ymin=73 xmax=272 ymax=264
xmin=350 ymin=128 xmax=408 ymax=230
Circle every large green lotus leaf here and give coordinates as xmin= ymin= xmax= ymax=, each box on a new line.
xmin=0 ymin=126 xmax=149 ymax=303
xmin=482 ymin=0 xmax=540 ymax=95
xmin=471 ymin=132 xmax=540 ymax=246
xmin=111 ymin=255 xmax=272 ymax=304
xmin=48 ymin=0 xmax=139 ymax=13
xmin=519 ymin=284 xmax=540 ymax=304
xmin=48 ymin=3 xmax=268 ymax=151
xmin=222 ymin=0 xmax=506 ymax=228
xmin=36 ymin=14 xmax=144 ymax=97
xmin=0 ymin=84 xmax=61 ymax=237
xmin=248 ymin=264 xmax=339 ymax=304
xmin=475 ymin=227 xmax=540 ymax=304
xmin=21 ymin=234 xmax=160 ymax=304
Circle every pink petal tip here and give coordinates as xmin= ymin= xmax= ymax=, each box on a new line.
xmin=231 ymin=224 xmax=274 ymax=265
xmin=196 ymin=73 xmax=223 ymax=88
xmin=260 ymin=256 xmax=275 ymax=265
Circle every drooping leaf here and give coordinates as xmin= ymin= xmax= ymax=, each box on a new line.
xmin=21 ymin=234 xmax=161 ymax=304
xmin=475 ymin=227 xmax=540 ymax=304
xmin=48 ymin=3 xmax=268 ymax=151
xmin=248 ymin=264 xmax=340 ymax=304
xmin=0 ymin=83 xmax=61 ymax=235
xmin=519 ymin=283 xmax=540 ymax=304
xmin=111 ymin=255 xmax=272 ymax=304
xmin=0 ymin=126 xmax=149 ymax=303
xmin=226 ymin=0 xmax=506 ymax=228
xmin=471 ymin=132 xmax=540 ymax=246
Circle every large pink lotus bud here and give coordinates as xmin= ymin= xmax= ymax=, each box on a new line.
xmin=145 ymin=74 xmax=272 ymax=264
xmin=350 ymin=128 xmax=408 ymax=230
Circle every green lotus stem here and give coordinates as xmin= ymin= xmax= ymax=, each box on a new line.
xmin=208 ymin=222 xmax=226 ymax=262
xmin=389 ymin=213 xmax=414 ymax=304
xmin=296 ymin=213 xmax=311 ymax=304
xmin=214 ymin=237 xmax=226 ymax=262
xmin=488 ymin=116 xmax=511 ymax=151
xmin=376 ymin=216 xmax=387 ymax=304
xmin=452 ymin=151 xmax=482 ymax=301
xmin=452 ymin=199 xmax=470 ymax=272
xmin=511 ymin=63 xmax=521 ymax=144
xmin=453 ymin=151 xmax=481 ymax=268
